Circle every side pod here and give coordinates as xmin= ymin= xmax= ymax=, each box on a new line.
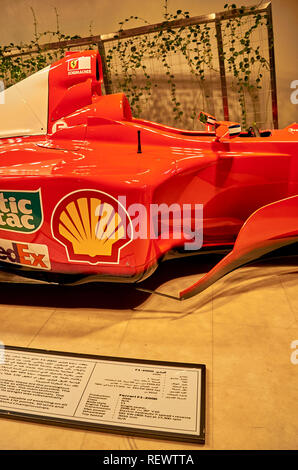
xmin=180 ymin=195 xmax=298 ymax=300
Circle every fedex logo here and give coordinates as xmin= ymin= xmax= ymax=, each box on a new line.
xmin=0 ymin=238 xmax=50 ymax=270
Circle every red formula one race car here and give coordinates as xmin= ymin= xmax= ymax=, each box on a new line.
xmin=0 ymin=50 xmax=297 ymax=299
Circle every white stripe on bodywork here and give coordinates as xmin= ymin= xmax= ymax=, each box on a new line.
xmin=229 ymin=125 xmax=241 ymax=135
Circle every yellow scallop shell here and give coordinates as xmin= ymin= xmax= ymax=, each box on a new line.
xmin=58 ymin=197 xmax=125 ymax=257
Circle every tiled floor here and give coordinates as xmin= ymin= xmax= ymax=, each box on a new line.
xmin=0 ymin=252 xmax=297 ymax=450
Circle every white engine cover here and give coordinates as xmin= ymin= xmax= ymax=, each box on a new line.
xmin=0 ymin=66 xmax=49 ymax=139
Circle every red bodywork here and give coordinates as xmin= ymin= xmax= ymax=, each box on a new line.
xmin=0 ymin=51 xmax=297 ymax=299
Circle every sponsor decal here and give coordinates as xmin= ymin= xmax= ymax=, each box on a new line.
xmin=0 ymin=189 xmax=43 ymax=233
xmin=67 ymin=57 xmax=91 ymax=76
xmin=51 ymin=190 xmax=133 ymax=265
xmin=0 ymin=238 xmax=50 ymax=270
xmin=51 ymin=120 xmax=68 ymax=134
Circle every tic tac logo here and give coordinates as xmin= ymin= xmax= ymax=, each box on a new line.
xmin=0 ymin=238 xmax=51 ymax=270
xmin=67 ymin=57 xmax=91 ymax=76
xmin=0 ymin=189 xmax=43 ymax=233
xmin=51 ymin=189 xmax=133 ymax=265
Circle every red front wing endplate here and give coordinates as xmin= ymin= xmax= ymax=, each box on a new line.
xmin=179 ymin=195 xmax=298 ymax=300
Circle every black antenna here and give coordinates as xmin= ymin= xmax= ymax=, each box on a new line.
xmin=137 ymin=130 xmax=142 ymax=154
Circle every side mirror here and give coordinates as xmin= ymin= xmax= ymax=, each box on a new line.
xmin=227 ymin=123 xmax=241 ymax=137
xmin=215 ymin=122 xmax=241 ymax=141
xmin=198 ymin=112 xmax=241 ymax=139
xmin=199 ymin=111 xmax=216 ymax=131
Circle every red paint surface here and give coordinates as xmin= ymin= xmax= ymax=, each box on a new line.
xmin=0 ymin=50 xmax=297 ymax=294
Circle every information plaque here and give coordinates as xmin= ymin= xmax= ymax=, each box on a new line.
xmin=0 ymin=345 xmax=205 ymax=443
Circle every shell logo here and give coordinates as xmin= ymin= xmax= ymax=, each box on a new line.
xmin=51 ymin=190 xmax=133 ymax=265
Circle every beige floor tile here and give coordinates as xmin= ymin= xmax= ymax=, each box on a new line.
xmin=0 ymin=253 xmax=297 ymax=449
xmin=213 ymin=383 xmax=298 ymax=450
xmin=0 ymin=288 xmax=55 ymax=346
xmin=0 ymin=418 xmax=86 ymax=450
xmin=212 ymin=323 xmax=298 ymax=449
xmin=279 ymin=271 xmax=298 ymax=322
xmin=81 ymin=433 xmax=208 ymax=450
xmin=117 ymin=297 xmax=212 ymax=363
xmin=28 ymin=306 xmax=134 ymax=357
xmin=0 ymin=306 xmax=54 ymax=346
xmin=212 ymin=264 xmax=297 ymax=328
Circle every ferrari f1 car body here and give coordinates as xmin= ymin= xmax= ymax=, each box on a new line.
xmin=0 ymin=50 xmax=297 ymax=299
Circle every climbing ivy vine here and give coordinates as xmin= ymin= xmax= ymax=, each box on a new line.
xmin=0 ymin=8 xmax=82 ymax=87
xmin=105 ymin=2 xmax=217 ymax=123
xmin=221 ymin=3 xmax=270 ymax=128
xmin=0 ymin=2 xmax=271 ymax=129
xmin=106 ymin=1 xmax=270 ymax=128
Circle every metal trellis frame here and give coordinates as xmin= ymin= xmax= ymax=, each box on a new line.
xmin=3 ymin=2 xmax=278 ymax=128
